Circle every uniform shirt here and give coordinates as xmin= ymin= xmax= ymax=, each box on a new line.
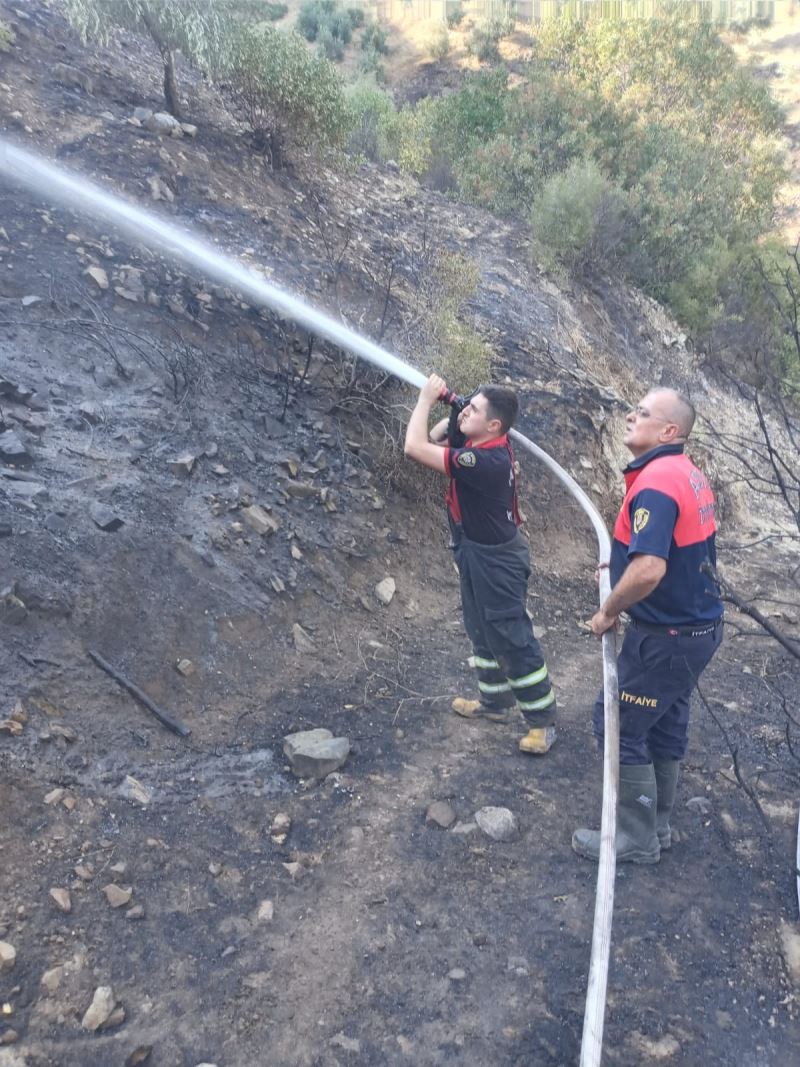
xmin=443 ymin=434 xmax=520 ymax=545
xmin=611 ymin=443 xmax=722 ymax=626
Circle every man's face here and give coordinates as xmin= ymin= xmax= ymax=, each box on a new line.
xmin=458 ymin=393 xmax=500 ymax=440
xmin=623 ymin=391 xmax=678 ymax=457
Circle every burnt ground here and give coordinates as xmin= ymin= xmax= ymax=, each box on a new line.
xmin=1 ymin=3 xmax=800 ymax=1066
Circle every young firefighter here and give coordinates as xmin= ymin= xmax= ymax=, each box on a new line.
xmin=404 ymin=373 xmax=557 ymax=755
xmin=572 ymin=387 xmax=723 ymax=864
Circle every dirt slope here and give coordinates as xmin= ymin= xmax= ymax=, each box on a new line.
xmin=0 ymin=3 xmax=799 ymax=1066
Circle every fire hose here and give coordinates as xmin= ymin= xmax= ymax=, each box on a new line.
xmin=0 ymin=137 xmax=620 ymax=1065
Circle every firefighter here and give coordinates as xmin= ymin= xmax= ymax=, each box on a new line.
xmin=573 ymin=387 xmax=723 ymax=864
xmin=404 ymin=373 xmax=557 ymax=755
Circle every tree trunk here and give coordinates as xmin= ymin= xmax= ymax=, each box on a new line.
xmin=163 ymin=48 xmax=180 ymax=119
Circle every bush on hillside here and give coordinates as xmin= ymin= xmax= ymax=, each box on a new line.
xmin=361 ymin=21 xmax=389 ymax=55
xmin=446 ymin=3 xmax=465 ymax=28
xmin=317 ymin=24 xmax=345 ymax=60
xmin=467 ymin=22 xmax=501 ymax=63
xmin=226 ymin=25 xmax=349 ymax=167
xmin=264 ymin=3 xmax=289 ymax=20
xmin=296 ymin=0 xmax=336 ymax=40
xmin=530 ymin=159 xmax=631 ymax=277
xmin=346 ymin=80 xmax=395 ymax=160
xmin=427 ymin=24 xmax=450 ymax=61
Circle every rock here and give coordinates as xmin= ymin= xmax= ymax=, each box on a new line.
xmin=133 ymin=107 xmax=153 ymax=123
xmin=40 ymin=966 xmax=63 ymax=993
xmin=114 ymin=286 xmax=140 ymax=302
xmin=0 ymin=431 xmax=32 ymax=468
xmin=425 ymin=801 xmax=456 ymax=829
xmin=81 ymin=986 xmax=115 ymax=1032
xmin=168 ymin=453 xmax=196 ymax=477
xmin=283 ymin=728 xmax=350 ymax=779
xmin=44 ymin=513 xmax=68 ymax=534
xmin=52 ymin=62 xmax=92 ymax=94
xmin=176 ymin=658 xmax=195 ymax=677
xmin=120 ymin=775 xmax=151 ymax=806
xmin=256 ymin=900 xmax=274 ymax=923
xmin=242 ymin=505 xmax=279 ymax=535
xmin=0 ymin=943 xmax=15 ymax=972
xmin=270 ymin=812 xmax=291 ymax=840
xmin=49 ymin=887 xmax=71 ymax=913
xmin=180 ymin=123 xmax=198 ymax=137
xmin=74 ymin=865 xmax=93 ymax=881
xmin=90 ymin=503 xmax=124 ymax=531
xmin=475 ymin=806 xmax=519 ymax=842
xmin=0 ymin=591 xmax=26 ymax=625
xmin=284 ymin=481 xmax=317 ymax=499
xmin=85 ymin=266 xmax=109 ymax=290
xmin=147 ymin=175 xmax=174 ymax=203
xmin=126 ymin=905 xmax=144 ymax=921
xmin=126 ymin=1048 xmax=152 ymax=1066
xmin=447 ymin=967 xmax=466 ymax=982
xmin=145 ymin=112 xmax=182 ymax=135
xmin=507 ymin=955 xmax=530 ymax=976
xmin=779 ymin=920 xmax=800 ymax=985
xmin=103 ymin=884 xmax=133 ymax=908
xmin=330 ymin=1033 xmax=360 ymax=1054
xmin=374 ymin=577 xmax=396 ymax=605
xmin=44 ymin=788 xmax=66 ymax=805
xmin=292 ymin=623 xmax=315 ymax=652
xmin=685 ymin=796 xmax=712 ymax=815
xmin=21 ymin=294 xmax=42 ymax=307
xmin=0 ymin=720 xmax=22 ymax=737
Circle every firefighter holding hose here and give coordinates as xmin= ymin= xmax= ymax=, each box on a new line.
xmin=573 ymin=388 xmax=724 ymax=864
xmin=404 ymin=373 xmax=557 ymax=755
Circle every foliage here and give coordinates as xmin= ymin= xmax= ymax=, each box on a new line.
xmin=426 ymin=24 xmax=450 ymax=62
xmin=361 ymin=21 xmax=389 ymax=55
xmin=0 ymin=19 xmax=14 ymax=52
xmin=529 ymin=159 xmax=631 ymax=277
xmin=446 ymin=3 xmax=465 ymax=28
xmin=317 ymin=24 xmax=345 ymax=61
xmin=263 ymin=2 xmax=289 ymax=20
xmin=345 ymin=80 xmax=395 ymax=161
xmin=225 ymin=25 xmax=349 ymax=166
xmin=296 ymin=0 xmax=336 ymax=40
xmin=420 ymin=252 xmax=492 ymax=395
xmin=63 ymin=0 xmax=235 ymax=113
xmin=297 ymin=0 xmax=362 ymax=56
xmin=346 ymin=6 xmax=365 ymax=28
xmin=467 ymin=21 xmax=501 ymax=63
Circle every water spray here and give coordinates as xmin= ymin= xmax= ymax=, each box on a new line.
xmin=0 ymin=136 xmax=619 ymax=1066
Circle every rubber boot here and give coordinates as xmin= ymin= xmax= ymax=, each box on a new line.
xmin=572 ymin=763 xmax=660 ymax=864
xmin=653 ymin=759 xmax=680 ymax=851
xmin=451 ymin=698 xmax=512 ymax=724
xmin=519 ymin=726 xmax=556 ymax=754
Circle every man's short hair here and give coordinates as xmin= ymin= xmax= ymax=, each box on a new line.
xmin=653 ymin=388 xmax=696 ymax=437
xmin=478 ymin=385 xmax=518 ymax=434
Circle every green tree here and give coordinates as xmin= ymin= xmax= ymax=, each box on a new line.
xmin=225 ymin=25 xmax=349 ymax=167
xmin=63 ymin=0 xmax=235 ymax=116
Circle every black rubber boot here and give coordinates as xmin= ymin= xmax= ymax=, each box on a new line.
xmin=572 ymin=763 xmax=661 ymax=864
xmin=653 ymin=759 xmax=680 ymax=850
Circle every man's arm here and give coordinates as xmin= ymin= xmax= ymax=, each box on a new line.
xmin=404 ymin=375 xmax=448 ymax=473
xmin=590 ymin=554 xmax=667 ymax=636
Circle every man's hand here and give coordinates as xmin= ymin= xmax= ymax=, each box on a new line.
xmin=421 ymin=373 xmax=447 ymax=406
xmin=589 ymin=608 xmax=619 ymax=637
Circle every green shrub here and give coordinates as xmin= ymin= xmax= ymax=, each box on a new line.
xmin=226 ymin=26 xmax=349 ymax=166
xmin=317 ymin=24 xmax=344 ymax=60
xmin=530 ymin=158 xmax=631 ymax=276
xmin=346 ymin=80 xmax=395 ymax=160
xmin=446 ymin=3 xmax=465 ymax=28
xmin=296 ymin=0 xmax=336 ymax=41
xmin=346 ymin=6 xmax=365 ymax=28
xmin=361 ymin=21 xmax=389 ymax=55
xmin=0 ymin=19 xmax=14 ymax=52
xmin=264 ymin=2 xmax=288 ymax=20
xmin=467 ymin=21 xmax=501 ymax=63
xmin=427 ymin=24 xmax=449 ymax=61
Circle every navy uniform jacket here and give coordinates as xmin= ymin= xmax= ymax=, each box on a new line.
xmin=443 ymin=435 xmax=521 ymax=545
xmin=611 ymin=443 xmax=722 ymax=626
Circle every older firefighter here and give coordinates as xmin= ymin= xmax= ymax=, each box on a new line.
xmin=404 ymin=373 xmax=557 ymax=755
xmin=573 ymin=387 xmax=723 ymax=864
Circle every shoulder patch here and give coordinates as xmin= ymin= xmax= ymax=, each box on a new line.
xmin=633 ymin=507 xmax=650 ymax=534
xmin=457 ymin=451 xmax=476 ymax=468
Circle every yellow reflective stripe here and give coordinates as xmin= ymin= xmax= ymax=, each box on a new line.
xmin=518 ymin=689 xmax=555 ymax=711
xmin=469 ymin=655 xmax=499 ymax=670
xmin=508 ymin=665 xmax=548 ymax=689
xmin=478 ymin=680 xmax=512 ymax=694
